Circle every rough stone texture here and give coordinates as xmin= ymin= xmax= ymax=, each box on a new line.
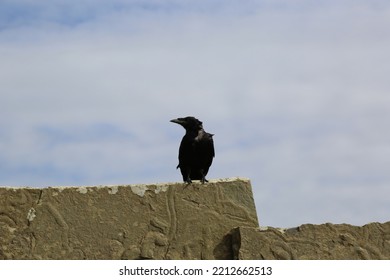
xmin=233 ymin=223 xmax=390 ymax=260
xmin=2 ymin=178 xmax=390 ymax=260
xmin=0 ymin=178 xmax=258 ymax=260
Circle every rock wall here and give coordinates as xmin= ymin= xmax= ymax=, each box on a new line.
xmin=1 ymin=178 xmax=389 ymax=260
xmin=232 ymin=223 xmax=390 ymax=260
xmin=0 ymin=178 xmax=258 ymax=259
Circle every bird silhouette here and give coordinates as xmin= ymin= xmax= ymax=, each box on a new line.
xmin=170 ymin=116 xmax=215 ymax=183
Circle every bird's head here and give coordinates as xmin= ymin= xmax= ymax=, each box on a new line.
xmin=170 ymin=116 xmax=203 ymax=131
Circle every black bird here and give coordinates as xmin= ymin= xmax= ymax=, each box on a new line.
xmin=170 ymin=116 xmax=215 ymax=184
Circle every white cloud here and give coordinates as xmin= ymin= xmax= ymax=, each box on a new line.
xmin=1 ymin=1 xmax=390 ymax=227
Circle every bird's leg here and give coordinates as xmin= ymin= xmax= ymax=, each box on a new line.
xmin=185 ymin=168 xmax=192 ymax=184
xmin=200 ymin=170 xmax=208 ymax=184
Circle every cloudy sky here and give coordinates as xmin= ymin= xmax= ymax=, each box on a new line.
xmin=1 ymin=0 xmax=389 ymax=228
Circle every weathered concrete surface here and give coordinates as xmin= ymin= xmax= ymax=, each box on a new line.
xmin=2 ymin=178 xmax=390 ymax=260
xmin=0 ymin=178 xmax=258 ymax=259
xmin=232 ymin=222 xmax=390 ymax=260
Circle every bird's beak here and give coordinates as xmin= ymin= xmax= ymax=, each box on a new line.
xmin=170 ymin=118 xmax=183 ymax=125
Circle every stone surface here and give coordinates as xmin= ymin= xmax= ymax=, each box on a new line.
xmin=0 ymin=178 xmax=258 ymax=259
xmin=2 ymin=178 xmax=389 ymax=260
xmin=233 ymin=222 xmax=390 ymax=260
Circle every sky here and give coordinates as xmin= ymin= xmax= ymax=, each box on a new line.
xmin=1 ymin=0 xmax=390 ymax=228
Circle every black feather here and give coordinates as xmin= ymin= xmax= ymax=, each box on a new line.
xmin=170 ymin=116 xmax=215 ymax=184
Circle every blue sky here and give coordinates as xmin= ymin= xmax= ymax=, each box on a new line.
xmin=1 ymin=0 xmax=390 ymax=228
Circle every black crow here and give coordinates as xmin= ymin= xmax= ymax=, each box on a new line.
xmin=170 ymin=116 xmax=215 ymax=184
